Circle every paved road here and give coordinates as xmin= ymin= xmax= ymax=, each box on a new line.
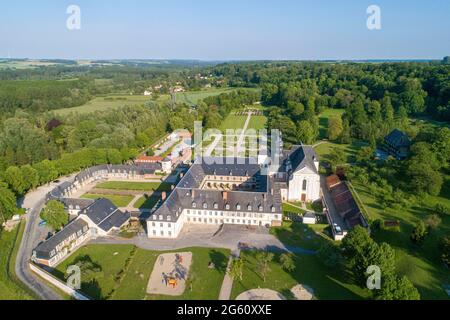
xmin=15 ymin=175 xmax=77 ymax=300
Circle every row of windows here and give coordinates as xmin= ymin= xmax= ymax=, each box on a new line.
xmin=187 ymin=210 xmax=265 ymax=219
xmin=152 ymin=230 xmax=173 ymax=237
xmin=191 ymin=202 xmax=275 ymax=212
xmin=150 ymin=222 xmax=172 ymax=228
xmin=187 ymin=217 xmax=267 ymax=226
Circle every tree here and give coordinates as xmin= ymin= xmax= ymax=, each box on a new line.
xmin=410 ymin=221 xmax=427 ymax=244
xmin=296 ymin=120 xmax=316 ymax=145
xmin=327 ymin=116 xmax=343 ymax=141
xmin=21 ymin=164 xmax=39 ymax=190
xmin=3 ymin=166 xmax=26 ymax=195
xmin=375 ymin=275 xmax=420 ymax=300
xmin=356 ymin=146 xmax=374 ymax=164
xmin=328 ymin=147 xmax=347 ymax=172
xmin=318 ymin=242 xmax=343 ymax=268
xmin=0 ymin=182 xmax=17 ymax=223
xmin=255 ymin=251 xmax=274 ymax=283
xmin=40 ymin=200 xmax=68 ymax=231
xmin=33 ymin=160 xmax=58 ymax=185
xmin=228 ymin=258 xmax=244 ymax=281
xmin=424 ymin=214 xmax=442 ymax=231
xmin=440 ymin=236 xmax=450 ymax=267
xmin=279 ymin=253 xmax=295 ymax=272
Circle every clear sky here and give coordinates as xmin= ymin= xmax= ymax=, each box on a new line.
xmin=0 ymin=0 xmax=449 ymax=60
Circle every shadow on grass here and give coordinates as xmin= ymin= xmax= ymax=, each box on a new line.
xmin=209 ymin=250 xmax=228 ymax=273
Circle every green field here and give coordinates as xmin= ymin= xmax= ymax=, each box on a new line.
xmin=95 ymin=181 xmax=172 ymax=192
xmin=319 ymin=108 xmax=346 ymax=140
xmin=270 ymin=221 xmax=330 ymax=251
xmin=248 ymin=116 xmax=268 ymax=130
xmin=314 ymin=140 xmax=369 ymax=165
xmin=0 ymin=223 xmax=35 ymax=300
xmin=220 ymin=114 xmax=248 ymax=131
xmin=231 ymin=250 xmax=369 ymax=300
xmin=53 ymin=95 xmax=152 ymax=115
xmin=81 ymin=194 xmax=134 ymax=207
xmin=175 ymin=88 xmax=254 ymax=106
xmin=133 ymin=195 xmax=161 ymax=210
xmin=52 ymin=245 xmax=230 ymax=300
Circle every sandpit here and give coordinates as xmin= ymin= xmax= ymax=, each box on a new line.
xmin=146 ymin=252 xmax=193 ymax=296
xmin=236 ymin=289 xmax=286 ymax=301
xmin=291 ymin=284 xmax=314 ymax=300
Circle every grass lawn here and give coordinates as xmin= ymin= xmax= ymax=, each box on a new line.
xmin=53 ymin=95 xmax=152 ymax=116
xmin=52 ymin=245 xmax=230 ymax=300
xmin=270 ymin=221 xmax=331 ymax=251
xmin=248 ymin=116 xmax=268 ymax=130
xmin=95 ymin=181 xmax=172 ymax=192
xmin=282 ymin=203 xmax=306 ymax=215
xmin=133 ymin=195 xmax=161 ymax=210
xmin=81 ymin=194 xmax=134 ymax=207
xmin=0 ymin=223 xmax=35 ymax=300
xmin=314 ymin=140 xmax=369 ymax=165
xmin=318 ymin=108 xmax=346 ymax=140
xmin=220 ymin=114 xmax=248 ymax=131
xmin=176 ymin=88 xmax=255 ymax=106
xmin=231 ymin=250 xmax=369 ymax=300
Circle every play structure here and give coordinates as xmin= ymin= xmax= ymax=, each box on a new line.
xmin=147 ymin=252 xmax=193 ymax=296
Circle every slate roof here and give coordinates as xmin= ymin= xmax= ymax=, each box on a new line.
xmin=384 ymin=129 xmax=411 ymax=149
xmin=60 ymin=198 xmax=95 ymax=211
xmin=149 ymin=157 xmax=282 ymax=223
xmin=277 ymin=145 xmax=318 ymax=174
xmin=81 ymin=198 xmax=130 ymax=232
xmin=34 ymin=219 xmax=89 ymax=260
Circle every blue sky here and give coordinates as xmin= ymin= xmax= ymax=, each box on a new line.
xmin=0 ymin=0 xmax=449 ymax=60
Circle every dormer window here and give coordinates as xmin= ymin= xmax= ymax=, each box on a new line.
xmin=192 ymin=202 xmax=197 ymax=208
xmin=236 ymin=204 xmax=241 ymax=211
xmin=259 ymin=205 xmax=263 ymax=212
xmin=214 ymin=203 xmax=219 ymax=209
xmin=159 ymin=215 xmax=163 ymax=221
xmin=203 ymin=202 xmax=208 ymax=209
xmin=225 ymin=204 xmax=230 ymax=210
xmin=271 ymin=206 xmax=276 ymax=213
xmin=248 ymin=205 xmax=252 ymax=211
xmin=167 ymin=216 xmax=172 ymax=221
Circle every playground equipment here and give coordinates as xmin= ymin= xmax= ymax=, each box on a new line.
xmin=168 ymin=278 xmax=178 ymax=288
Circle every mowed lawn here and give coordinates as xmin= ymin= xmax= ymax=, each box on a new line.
xmin=53 ymin=95 xmax=152 ymax=115
xmin=318 ymin=108 xmax=346 ymax=140
xmin=0 ymin=223 xmax=35 ymax=300
xmin=133 ymin=194 xmax=161 ymax=210
xmin=248 ymin=115 xmax=267 ymax=130
xmin=231 ymin=251 xmax=369 ymax=300
xmin=81 ymin=194 xmax=134 ymax=207
xmin=176 ymin=88 xmax=252 ymax=106
xmin=95 ymin=181 xmax=172 ymax=192
xmin=52 ymin=245 xmax=230 ymax=300
xmin=220 ymin=114 xmax=248 ymax=131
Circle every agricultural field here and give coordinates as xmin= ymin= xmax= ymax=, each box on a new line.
xmin=231 ymin=250 xmax=369 ymax=300
xmin=81 ymin=194 xmax=135 ymax=207
xmin=0 ymin=223 xmax=35 ymax=300
xmin=52 ymin=244 xmax=230 ymax=300
xmin=53 ymin=95 xmax=152 ymax=115
xmin=95 ymin=181 xmax=172 ymax=192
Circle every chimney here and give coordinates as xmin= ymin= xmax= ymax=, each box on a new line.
xmin=162 ymin=192 xmax=167 ymax=201
xmin=191 ymin=190 xmax=195 ymax=198
xmin=180 ymin=172 xmax=184 ymax=179
xmin=171 ymin=184 xmax=175 ymax=191
xmin=222 ymin=191 xmax=228 ymax=201
xmin=263 ymin=193 xmax=267 ymax=202
xmin=271 ymin=189 xmax=274 ymax=196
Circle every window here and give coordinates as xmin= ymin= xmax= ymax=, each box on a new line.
xmin=168 ymin=231 xmax=172 ymax=236
xmin=225 ymin=204 xmax=230 ymax=210
xmin=168 ymin=223 xmax=172 ymax=228
xmin=160 ymin=231 xmax=164 ymax=236
xmin=271 ymin=206 xmax=276 ymax=213
xmin=152 ymin=222 xmax=156 ymax=227
xmin=236 ymin=204 xmax=241 ymax=211
xmin=160 ymin=223 xmax=164 ymax=228
xmin=259 ymin=205 xmax=263 ymax=212
xmin=303 ymin=179 xmax=307 ymax=191
xmin=247 ymin=205 xmax=252 ymax=211
xmin=153 ymin=230 xmax=156 ymax=236
xmin=203 ymin=202 xmax=208 ymax=209
xmin=214 ymin=203 xmax=219 ymax=209
xmin=192 ymin=202 xmax=197 ymax=208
